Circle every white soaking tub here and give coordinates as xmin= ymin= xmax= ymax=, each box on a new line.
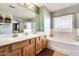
xmin=47 ymin=32 xmax=79 ymax=56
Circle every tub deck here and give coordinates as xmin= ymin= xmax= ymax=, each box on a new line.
xmin=47 ymin=32 xmax=79 ymax=56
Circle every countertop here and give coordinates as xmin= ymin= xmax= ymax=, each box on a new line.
xmin=0 ymin=32 xmax=46 ymax=47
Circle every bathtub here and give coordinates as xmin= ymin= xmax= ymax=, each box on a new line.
xmin=47 ymin=32 xmax=79 ymax=56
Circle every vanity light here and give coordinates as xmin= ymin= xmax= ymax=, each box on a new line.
xmin=26 ymin=3 xmax=31 ymax=6
xmin=17 ymin=3 xmax=36 ymax=12
xmin=27 ymin=3 xmax=35 ymax=8
xmin=17 ymin=3 xmax=35 ymax=8
xmin=24 ymin=3 xmax=35 ymax=11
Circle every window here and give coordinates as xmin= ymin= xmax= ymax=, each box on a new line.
xmin=26 ymin=22 xmax=32 ymax=29
xmin=24 ymin=22 xmax=32 ymax=34
xmin=53 ymin=14 xmax=73 ymax=32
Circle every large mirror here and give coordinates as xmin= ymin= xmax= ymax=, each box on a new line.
xmin=0 ymin=3 xmax=36 ymax=35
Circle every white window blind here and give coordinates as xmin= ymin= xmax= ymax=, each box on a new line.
xmin=54 ymin=15 xmax=73 ymax=32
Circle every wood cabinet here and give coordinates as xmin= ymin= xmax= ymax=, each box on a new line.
xmin=23 ymin=39 xmax=35 ymax=56
xmin=41 ymin=35 xmax=47 ymax=49
xmin=36 ymin=37 xmax=42 ymax=54
xmin=6 ymin=49 xmax=22 ymax=56
xmin=29 ymin=38 xmax=35 ymax=55
xmin=0 ymin=35 xmax=47 ymax=56
xmin=23 ymin=45 xmax=34 ymax=56
xmin=11 ymin=40 xmax=29 ymax=51
xmin=0 ymin=45 xmax=10 ymax=56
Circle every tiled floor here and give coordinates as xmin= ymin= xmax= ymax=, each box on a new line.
xmin=37 ymin=48 xmax=65 ymax=56
xmin=37 ymin=48 xmax=54 ymax=56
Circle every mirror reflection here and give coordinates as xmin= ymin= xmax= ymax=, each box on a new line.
xmin=0 ymin=3 xmax=36 ymax=35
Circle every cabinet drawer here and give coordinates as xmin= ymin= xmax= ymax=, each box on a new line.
xmin=6 ymin=49 xmax=22 ymax=56
xmin=0 ymin=45 xmax=10 ymax=56
xmin=11 ymin=40 xmax=29 ymax=51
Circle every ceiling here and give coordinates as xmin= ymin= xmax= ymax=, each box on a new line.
xmin=42 ymin=3 xmax=79 ymax=12
xmin=0 ymin=3 xmax=36 ymax=20
xmin=0 ymin=3 xmax=78 ymax=19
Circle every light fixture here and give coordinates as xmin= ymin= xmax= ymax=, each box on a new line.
xmin=16 ymin=3 xmax=38 ymax=13
xmin=29 ymin=4 xmax=35 ymax=9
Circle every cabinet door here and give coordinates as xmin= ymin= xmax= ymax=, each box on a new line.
xmin=41 ymin=36 xmax=47 ymax=49
xmin=6 ymin=49 xmax=22 ymax=56
xmin=43 ymin=38 xmax=47 ymax=49
xmin=11 ymin=40 xmax=29 ymax=51
xmin=0 ymin=45 xmax=10 ymax=56
xmin=23 ymin=45 xmax=34 ymax=56
xmin=29 ymin=39 xmax=35 ymax=55
xmin=36 ymin=37 xmax=42 ymax=54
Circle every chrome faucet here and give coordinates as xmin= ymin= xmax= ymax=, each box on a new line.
xmin=13 ymin=31 xmax=18 ymax=37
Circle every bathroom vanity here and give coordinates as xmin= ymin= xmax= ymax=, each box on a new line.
xmin=0 ymin=33 xmax=47 ymax=56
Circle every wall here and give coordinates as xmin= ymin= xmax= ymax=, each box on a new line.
xmin=52 ymin=4 xmax=79 ymax=17
xmin=43 ymin=7 xmax=51 ymax=35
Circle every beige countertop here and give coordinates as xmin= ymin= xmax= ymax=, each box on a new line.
xmin=0 ymin=32 xmax=46 ymax=47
